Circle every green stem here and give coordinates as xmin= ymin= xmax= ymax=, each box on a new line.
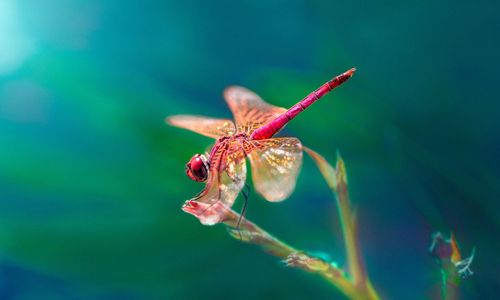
xmin=186 ymin=147 xmax=382 ymax=299
xmin=304 ymin=147 xmax=380 ymax=300
xmin=223 ymin=209 xmax=355 ymax=298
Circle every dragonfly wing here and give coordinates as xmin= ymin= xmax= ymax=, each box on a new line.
xmin=248 ymin=138 xmax=303 ymax=202
xmin=224 ymin=86 xmax=286 ymax=134
xmin=166 ymin=115 xmax=236 ymax=139
xmin=195 ymin=149 xmax=247 ymax=207
xmin=218 ymin=152 xmax=247 ymax=207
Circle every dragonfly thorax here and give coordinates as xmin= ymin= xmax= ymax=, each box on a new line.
xmin=185 ymin=153 xmax=209 ymax=182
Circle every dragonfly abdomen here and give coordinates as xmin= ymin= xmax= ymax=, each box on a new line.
xmin=250 ymin=68 xmax=356 ymax=140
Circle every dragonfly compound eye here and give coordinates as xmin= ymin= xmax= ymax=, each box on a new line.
xmin=185 ymin=154 xmax=208 ymax=182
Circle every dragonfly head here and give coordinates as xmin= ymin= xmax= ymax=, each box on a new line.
xmin=185 ymin=154 xmax=209 ymax=182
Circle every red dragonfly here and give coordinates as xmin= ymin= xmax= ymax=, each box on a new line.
xmin=167 ymin=68 xmax=355 ymax=224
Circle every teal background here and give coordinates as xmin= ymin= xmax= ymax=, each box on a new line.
xmin=0 ymin=0 xmax=498 ymax=299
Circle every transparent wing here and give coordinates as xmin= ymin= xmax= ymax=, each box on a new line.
xmin=166 ymin=115 xmax=236 ymax=139
xmin=248 ymin=138 xmax=303 ymax=202
xmin=224 ymin=86 xmax=286 ymax=134
xmin=215 ymin=146 xmax=247 ymax=208
xmin=190 ymin=146 xmax=247 ymax=216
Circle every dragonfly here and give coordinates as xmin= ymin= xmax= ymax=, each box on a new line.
xmin=167 ymin=68 xmax=355 ymax=224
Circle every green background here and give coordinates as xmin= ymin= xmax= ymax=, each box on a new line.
xmin=0 ymin=0 xmax=498 ymax=299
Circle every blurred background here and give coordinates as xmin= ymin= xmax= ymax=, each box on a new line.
xmin=0 ymin=0 xmax=498 ymax=299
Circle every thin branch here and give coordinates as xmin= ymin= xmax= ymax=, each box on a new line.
xmin=304 ymin=148 xmax=365 ymax=282
xmin=304 ymin=147 xmax=380 ymax=299
xmin=224 ymin=207 xmax=355 ymax=296
xmin=182 ymin=147 xmax=381 ymax=299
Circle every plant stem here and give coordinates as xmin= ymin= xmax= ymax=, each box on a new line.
xmin=223 ymin=208 xmax=357 ymax=298
xmin=304 ymin=147 xmax=380 ymax=299
xmin=440 ymin=262 xmax=460 ymax=300
xmin=221 ymin=147 xmax=381 ymax=300
xmin=183 ymin=147 xmax=381 ymax=298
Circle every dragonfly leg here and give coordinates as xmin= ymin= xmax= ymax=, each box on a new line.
xmin=236 ymin=184 xmax=251 ymax=239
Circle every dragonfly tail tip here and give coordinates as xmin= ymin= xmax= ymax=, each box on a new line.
xmin=347 ymin=67 xmax=357 ymax=76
